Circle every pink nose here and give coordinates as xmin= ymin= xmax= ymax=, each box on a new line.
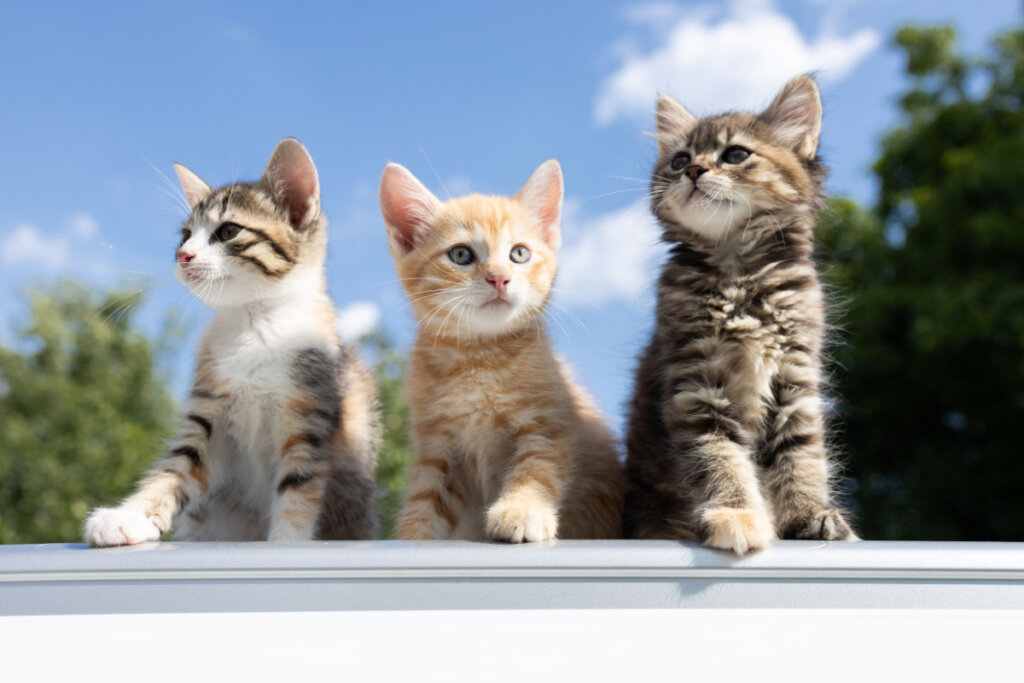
xmin=685 ymin=164 xmax=708 ymax=181
xmin=486 ymin=272 xmax=510 ymax=294
xmin=177 ymin=251 xmax=195 ymax=265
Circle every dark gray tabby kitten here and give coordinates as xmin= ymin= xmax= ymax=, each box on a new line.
xmin=625 ymin=76 xmax=856 ymax=554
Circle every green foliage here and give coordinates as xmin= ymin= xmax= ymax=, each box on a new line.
xmin=362 ymin=331 xmax=412 ymax=539
xmin=0 ymin=281 xmax=414 ymax=544
xmin=819 ymin=21 xmax=1024 ymax=540
xmin=0 ymin=282 xmax=178 ymax=543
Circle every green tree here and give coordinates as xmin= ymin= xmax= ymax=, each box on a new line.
xmin=362 ymin=331 xmax=412 ymax=539
xmin=0 ymin=282 xmax=178 ymax=543
xmin=819 ymin=20 xmax=1024 ymax=540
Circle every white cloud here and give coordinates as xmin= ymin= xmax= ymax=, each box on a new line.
xmin=69 ymin=212 xmax=98 ymax=238
xmin=557 ymin=200 xmax=665 ymax=307
xmin=595 ymin=0 xmax=880 ymax=125
xmin=336 ymin=300 xmax=382 ymax=341
xmin=1 ymin=213 xmax=109 ymax=277
xmin=1 ymin=224 xmax=69 ymax=271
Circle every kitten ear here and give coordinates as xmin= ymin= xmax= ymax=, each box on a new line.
xmin=759 ymin=75 xmax=822 ymax=159
xmin=655 ymin=93 xmax=698 ymax=156
xmin=379 ymin=163 xmax=442 ymax=254
xmin=260 ymin=138 xmax=320 ymax=229
xmin=173 ymin=163 xmax=212 ymax=210
xmin=514 ymin=159 xmax=563 ymax=251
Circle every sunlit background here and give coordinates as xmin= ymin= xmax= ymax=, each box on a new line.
xmin=2 ymin=0 xmax=1022 ymax=542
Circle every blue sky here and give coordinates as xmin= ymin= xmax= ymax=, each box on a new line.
xmin=1 ymin=0 xmax=1020 ymax=433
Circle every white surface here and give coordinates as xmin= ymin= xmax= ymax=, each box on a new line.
xmin=3 ymin=608 xmax=1020 ymax=682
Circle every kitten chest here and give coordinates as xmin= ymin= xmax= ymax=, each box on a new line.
xmin=676 ymin=272 xmax=821 ymax=427
xmin=412 ymin=350 xmax=555 ymax=496
xmin=204 ymin=307 xmax=335 ymax=463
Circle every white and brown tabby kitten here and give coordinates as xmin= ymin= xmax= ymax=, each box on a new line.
xmin=625 ymin=76 xmax=856 ymax=554
xmin=380 ymin=161 xmax=623 ymax=542
xmin=84 ymin=139 xmax=379 ymax=546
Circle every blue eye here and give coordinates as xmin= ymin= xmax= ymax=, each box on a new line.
xmin=448 ymin=245 xmax=475 ymax=265
xmin=510 ymin=245 xmax=531 ymax=263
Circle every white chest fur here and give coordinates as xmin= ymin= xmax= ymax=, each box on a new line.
xmin=204 ymin=297 xmax=335 ymax=461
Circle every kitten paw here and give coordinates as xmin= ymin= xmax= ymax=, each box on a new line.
xmin=84 ymin=507 xmax=164 ymax=547
xmin=701 ymin=507 xmax=775 ymax=555
xmin=486 ymin=498 xmax=557 ymax=543
xmin=783 ymin=507 xmax=857 ymax=541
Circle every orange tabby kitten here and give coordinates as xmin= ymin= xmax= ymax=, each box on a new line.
xmin=380 ymin=160 xmax=623 ymax=542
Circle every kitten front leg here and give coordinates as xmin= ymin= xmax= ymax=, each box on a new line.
xmin=665 ymin=385 xmax=775 ymax=554
xmin=762 ymin=370 xmax=856 ymax=541
xmin=395 ymin=436 xmax=464 ymax=540
xmin=84 ymin=388 xmax=221 ymax=547
xmin=486 ymin=429 xmax=566 ymax=543
xmin=267 ymin=392 xmax=338 ymax=542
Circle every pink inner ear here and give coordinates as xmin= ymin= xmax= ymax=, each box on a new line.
xmin=380 ymin=165 xmax=439 ymax=253
xmin=761 ymin=78 xmax=822 ymax=157
xmin=174 ymin=164 xmax=211 ymax=209
xmin=264 ymin=140 xmax=319 ymax=229
xmin=535 ymin=181 xmax=561 ymax=230
xmin=516 ymin=161 xmax=563 ymax=249
xmin=655 ymin=94 xmax=698 ymax=154
xmin=279 ymin=166 xmax=317 ymax=228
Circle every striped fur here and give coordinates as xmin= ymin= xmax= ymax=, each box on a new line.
xmin=381 ymin=161 xmax=623 ymax=542
xmin=625 ymin=76 xmax=856 ymax=554
xmin=84 ymin=139 xmax=379 ymax=546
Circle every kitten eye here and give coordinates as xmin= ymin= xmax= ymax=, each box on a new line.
xmin=509 ymin=245 xmax=531 ymax=264
xmin=670 ymin=152 xmax=692 ymax=171
xmin=180 ymin=228 xmax=192 ymax=244
xmin=448 ymin=245 xmax=475 ymax=266
xmin=721 ymin=146 xmax=751 ymax=164
xmin=212 ymin=222 xmax=243 ymax=242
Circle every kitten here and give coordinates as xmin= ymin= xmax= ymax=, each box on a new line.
xmin=380 ymin=160 xmax=623 ymax=542
xmin=84 ymin=139 xmax=379 ymax=546
xmin=625 ymin=76 xmax=856 ymax=554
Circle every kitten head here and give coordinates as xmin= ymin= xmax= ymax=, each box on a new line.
xmin=173 ymin=138 xmax=326 ymax=308
xmin=380 ymin=160 xmax=563 ymax=340
xmin=651 ymin=75 xmax=826 ymax=243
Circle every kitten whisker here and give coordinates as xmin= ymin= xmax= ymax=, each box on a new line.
xmin=582 ymin=188 xmax=647 ymax=202
xmin=542 ymin=308 xmax=572 ymax=341
xmin=416 ymin=140 xmax=451 ymax=200
xmin=431 ymin=293 xmax=472 ymax=351
xmin=137 ymin=145 xmax=191 ymax=217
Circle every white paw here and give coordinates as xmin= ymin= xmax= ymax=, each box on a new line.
xmin=701 ymin=507 xmax=775 ymax=555
xmin=486 ymin=498 xmax=557 ymax=543
xmin=84 ymin=507 xmax=163 ymax=547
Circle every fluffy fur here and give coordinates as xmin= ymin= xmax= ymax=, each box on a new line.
xmin=624 ymin=76 xmax=856 ymax=554
xmin=381 ymin=161 xmax=623 ymax=542
xmin=84 ymin=139 xmax=379 ymax=546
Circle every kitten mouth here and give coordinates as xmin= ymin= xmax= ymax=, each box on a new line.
xmin=181 ymin=267 xmax=222 ymax=285
xmin=480 ymin=295 xmax=511 ymax=308
xmin=688 ymin=186 xmax=730 ymax=205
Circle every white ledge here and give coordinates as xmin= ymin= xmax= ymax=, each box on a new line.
xmin=3 ymin=540 xmax=1023 ymax=615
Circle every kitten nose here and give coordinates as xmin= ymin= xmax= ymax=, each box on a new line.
xmin=177 ymin=251 xmax=196 ymax=265
xmin=684 ymin=164 xmax=708 ymax=181
xmin=486 ymin=272 xmax=510 ymax=294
